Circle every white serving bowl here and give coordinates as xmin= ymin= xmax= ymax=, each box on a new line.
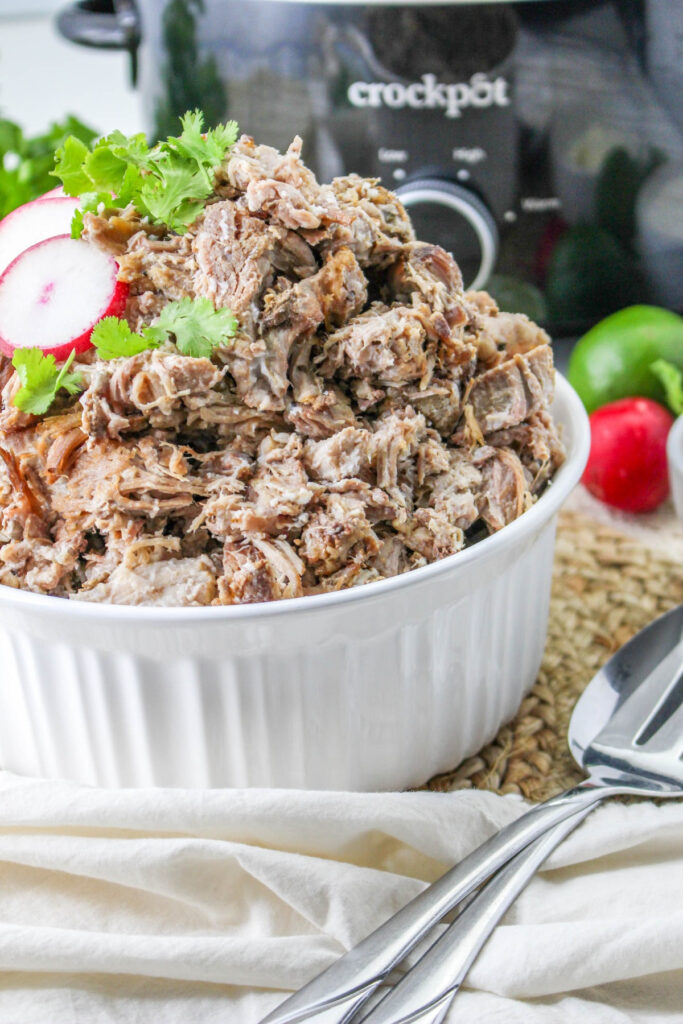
xmin=0 ymin=374 xmax=589 ymax=791
xmin=667 ymin=413 xmax=683 ymax=523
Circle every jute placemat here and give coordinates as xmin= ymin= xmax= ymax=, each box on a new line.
xmin=426 ymin=509 xmax=683 ymax=802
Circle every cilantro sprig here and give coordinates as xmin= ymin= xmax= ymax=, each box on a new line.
xmin=12 ymin=348 xmax=83 ymax=415
xmin=89 ymin=317 xmax=153 ymax=360
xmin=91 ymin=298 xmax=237 ymax=360
xmin=9 ymin=297 xmax=236 ymax=416
xmin=52 ymin=110 xmax=239 ymax=236
xmin=143 ymin=297 xmax=238 ymax=358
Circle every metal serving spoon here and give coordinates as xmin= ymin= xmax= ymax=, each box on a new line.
xmin=360 ymin=600 xmax=683 ymax=1023
xmin=260 ymin=603 xmax=683 ymax=1024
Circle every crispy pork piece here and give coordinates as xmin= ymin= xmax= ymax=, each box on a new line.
xmin=225 ymin=135 xmax=344 ymax=231
xmin=321 ymin=304 xmax=434 ymax=388
xmin=300 ymin=490 xmax=381 ymax=578
xmin=386 ymin=242 xmax=466 ymax=333
xmin=219 ymin=535 xmax=304 ymax=603
xmin=466 ymin=346 xmax=555 ymax=435
xmin=487 ymin=410 xmax=566 ymax=492
xmin=193 ymin=198 xmax=317 ymax=324
xmin=80 ymin=350 xmax=223 ymax=439
xmin=473 ymin=446 xmax=532 ymax=532
xmin=220 ymin=247 xmax=367 ymax=411
xmin=75 ymin=555 xmax=217 ymax=606
xmin=319 ymin=174 xmax=414 ymax=267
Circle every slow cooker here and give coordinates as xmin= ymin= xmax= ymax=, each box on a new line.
xmin=57 ymin=0 xmax=683 ymax=335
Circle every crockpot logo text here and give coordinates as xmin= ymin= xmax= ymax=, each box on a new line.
xmin=347 ymin=73 xmax=510 ymax=119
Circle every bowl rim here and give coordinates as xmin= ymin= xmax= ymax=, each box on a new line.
xmin=0 ymin=373 xmax=590 ymax=623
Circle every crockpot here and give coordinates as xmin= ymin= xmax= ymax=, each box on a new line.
xmin=57 ymin=0 xmax=683 ymax=333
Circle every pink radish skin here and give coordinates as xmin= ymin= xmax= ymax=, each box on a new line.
xmin=0 ymin=235 xmax=128 ymax=361
xmin=40 ymin=186 xmax=67 ymax=198
xmin=0 ymin=196 xmax=80 ymax=276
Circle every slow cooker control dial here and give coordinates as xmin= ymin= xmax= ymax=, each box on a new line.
xmin=396 ymin=178 xmax=498 ymax=291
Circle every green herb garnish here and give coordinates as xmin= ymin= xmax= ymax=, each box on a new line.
xmin=651 ymin=359 xmax=683 ymax=416
xmin=10 ymin=296 xmax=235 ymax=415
xmin=144 ymin=297 xmax=237 ymax=358
xmin=52 ymin=110 xmax=238 ymax=236
xmin=90 ymin=317 xmax=155 ymax=360
xmin=0 ymin=115 xmax=97 ymax=219
xmin=12 ymin=348 xmax=82 ymax=415
xmin=92 ymin=298 xmax=237 ymax=360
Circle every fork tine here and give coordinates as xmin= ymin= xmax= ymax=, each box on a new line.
xmin=592 ymin=638 xmax=683 ymax=750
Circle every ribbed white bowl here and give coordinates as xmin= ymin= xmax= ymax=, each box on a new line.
xmin=0 ymin=375 xmax=589 ymax=790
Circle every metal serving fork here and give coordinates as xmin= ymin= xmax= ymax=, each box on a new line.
xmin=260 ymin=603 xmax=683 ymax=1024
xmin=356 ymin=807 xmax=593 ymax=1024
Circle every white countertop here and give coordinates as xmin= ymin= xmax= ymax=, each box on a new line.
xmin=0 ymin=12 xmax=144 ymax=137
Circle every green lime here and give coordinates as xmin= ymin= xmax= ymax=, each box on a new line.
xmin=568 ymin=305 xmax=683 ymax=413
xmin=485 ymin=274 xmax=547 ymax=322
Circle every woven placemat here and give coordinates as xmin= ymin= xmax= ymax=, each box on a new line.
xmin=426 ymin=509 xmax=683 ymax=802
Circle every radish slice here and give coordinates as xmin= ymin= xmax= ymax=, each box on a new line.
xmin=0 ymin=196 xmax=80 ymax=276
xmin=40 ymin=186 xmax=67 ymax=198
xmin=0 ymin=235 xmax=128 ymax=361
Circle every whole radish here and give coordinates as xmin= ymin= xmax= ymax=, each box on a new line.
xmin=582 ymin=397 xmax=674 ymax=513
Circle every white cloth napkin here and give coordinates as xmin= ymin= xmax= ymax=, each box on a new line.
xmin=0 ymin=771 xmax=681 ymax=1023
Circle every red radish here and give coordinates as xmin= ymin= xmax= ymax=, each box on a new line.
xmin=0 ymin=196 xmax=80 ymax=276
xmin=40 ymin=186 xmax=67 ymax=198
xmin=582 ymin=397 xmax=674 ymax=513
xmin=0 ymin=235 xmax=128 ymax=361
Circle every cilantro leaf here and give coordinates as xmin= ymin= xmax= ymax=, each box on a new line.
xmin=104 ymin=130 xmax=152 ymax=169
xmin=137 ymin=160 xmax=209 ymax=230
xmin=651 ymin=359 xmax=683 ymax=416
xmin=54 ymin=352 xmax=84 ymax=396
xmin=52 ymin=135 xmax=92 ymax=195
xmin=111 ymin=163 xmax=148 ymax=211
xmin=12 ymin=348 xmax=82 ymax=415
xmin=91 ymin=317 xmax=158 ymax=360
xmin=51 ymin=110 xmax=239 ymax=235
xmin=91 ymin=298 xmax=236 ymax=362
xmin=70 ymin=207 xmax=85 ymax=239
xmin=144 ymin=297 xmax=237 ymax=358
xmin=169 ymin=110 xmax=239 ymax=184
xmin=83 ymin=146 xmax=129 ymax=194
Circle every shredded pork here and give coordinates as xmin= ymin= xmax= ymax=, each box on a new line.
xmin=0 ymin=134 xmax=565 ymax=606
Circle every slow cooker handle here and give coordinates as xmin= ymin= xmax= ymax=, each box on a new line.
xmin=56 ymin=0 xmax=140 ymax=85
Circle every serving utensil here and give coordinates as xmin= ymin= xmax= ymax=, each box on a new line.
xmin=358 ymin=806 xmax=592 ymax=1024
xmin=360 ymin=599 xmax=683 ymax=1023
xmin=260 ymin=602 xmax=683 ymax=1024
